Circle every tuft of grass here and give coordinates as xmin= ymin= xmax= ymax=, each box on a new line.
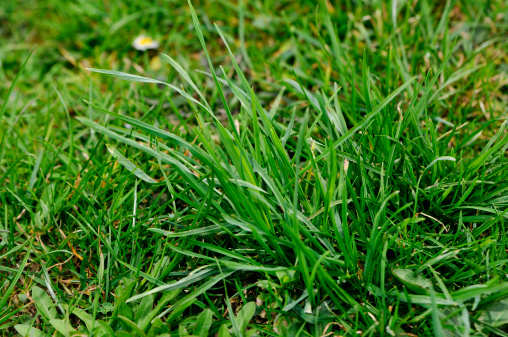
xmin=1 ymin=0 xmax=507 ymax=336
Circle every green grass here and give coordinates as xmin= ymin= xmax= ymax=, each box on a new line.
xmin=1 ymin=0 xmax=507 ymax=336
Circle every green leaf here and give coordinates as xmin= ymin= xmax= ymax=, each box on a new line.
xmin=0 ymin=239 xmax=30 ymax=260
xmin=32 ymin=286 xmax=57 ymax=320
xmin=107 ymin=145 xmax=157 ymax=183
xmin=149 ymin=256 xmax=170 ymax=279
xmin=86 ymin=68 xmax=161 ymax=83
xmin=62 ymin=304 xmax=95 ymax=332
xmin=194 ymin=309 xmax=213 ymax=337
xmin=167 ymin=298 xmax=197 ymax=324
xmin=0 ymin=46 xmax=35 ymax=121
xmin=479 ymin=297 xmax=508 ymax=327
xmin=148 ymin=223 xmax=234 ymax=238
xmin=86 ymin=103 xmax=213 ymax=164
xmin=276 ymin=270 xmax=296 ymax=285
xmin=138 ymin=289 xmax=181 ymax=332
xmin=160 ymin=53 xmax=208 ymax=106
xmin=236 ymin=302 xmax=257 ymax=333
xmin=0 ymin=241 xmax=31 ymax=314
xmin=96 ymin=320 xmax=116 ymax=337
xmin=128 ymin=268 xmax=216 ymax=302
xmin=134 ymin=294 xmax=154 ymax=324
xmin=179 ymin=324 xmax=190 ymax=337
xmin=159 ymin=271 xmax=235 ymax=323
xmin=14 ymin=324 xmax=46 ymax=337
xmin=430 ymin=289 xmax=445 ymax=337
xmin=116 ymin=315 xmax=148 ymax=337
xmin=49 ymin=319 xmax=75 ymax=336
xmin=245 ymin=329 xmax=259 ymax=337
xmin=148 ymin=318 xmax=171 ymax=337
xmin=468 ymin=121 xmax=508 ymax=174
xmin=392 ymin=268 xmax=432 ymax=294
xmin=113 ymin=280 xmax=137 ymax=320
xmin=452 ymin=284 xmax=508 ymax=303
xmin=218 ymin=324 xmax=231 ymax=337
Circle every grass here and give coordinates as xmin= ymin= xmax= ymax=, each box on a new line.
xmin=1 ymin=0 xmax=507 ymax=336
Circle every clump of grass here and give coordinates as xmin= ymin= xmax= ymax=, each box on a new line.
xmin=75 ymin=2 xmax=507 ymax=336
xmin=1 ymin=0 xmax=507 ymax=336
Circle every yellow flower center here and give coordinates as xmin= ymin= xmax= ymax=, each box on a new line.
xmin=139 ymin=37 xmax=154 ymax=45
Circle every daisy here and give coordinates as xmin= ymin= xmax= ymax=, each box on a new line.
xmin=132 ymin=35 xmax=160 ymax=51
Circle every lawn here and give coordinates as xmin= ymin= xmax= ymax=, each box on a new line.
xmin=1 ymin=0 xmax=507 ymax=336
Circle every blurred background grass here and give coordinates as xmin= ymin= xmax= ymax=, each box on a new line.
xmin=1 ymin=0 xmax=506 ymax=129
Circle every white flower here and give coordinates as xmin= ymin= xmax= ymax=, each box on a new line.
xmin=132 ymin=35 xmax=159 ymax=51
